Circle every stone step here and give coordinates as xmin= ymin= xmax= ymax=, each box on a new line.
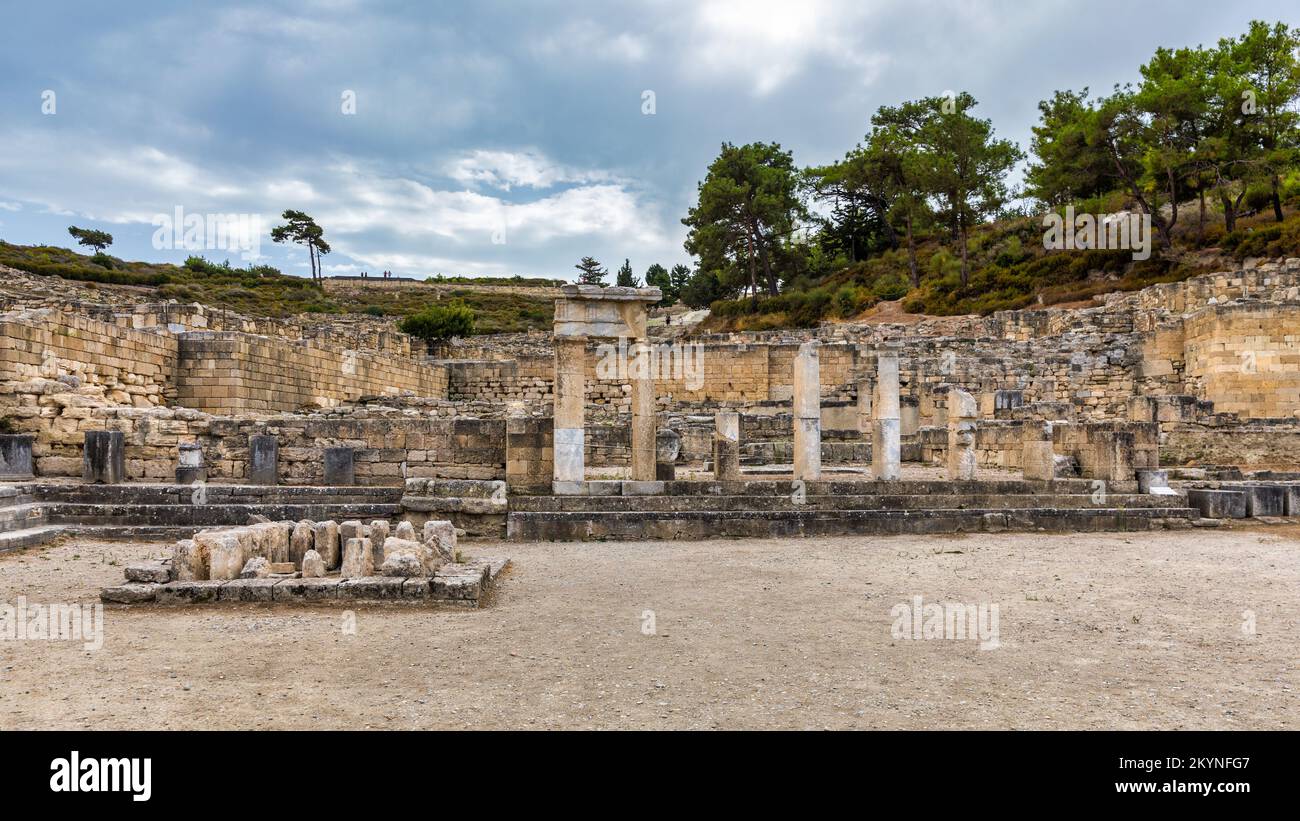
xmin=509 ymin=493 xmax=1179 ymax=513
xmin=29 ymin=483 xmax=402 ymax=506
xmin=506 ymin=507 xmax=1199 ymax=541
xmin=525 ymin=478 xmax=1130 ymax=497
xmin=0 ymin=525 xmax=66 ymax=553
xmin=0 ymin=503 xmax=50 ymax=533
xmin=42 ymin=502 xmax=403 ymax=529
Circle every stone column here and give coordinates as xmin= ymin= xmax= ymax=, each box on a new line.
xmin=946 ymin=388 xmax=979 ymax=481
xmin=872 ymin=346 xmax=901 ymax=480
xmin=83 ymin=430 xmax=125 ymax=484
xmin=714 ymin=411 xmax=741 ymax=481
xmin=1022 ymin=422 xmax=1056 ymax=481
xmin=629 ymin=340 xmax=657 ymax=482
xmin=792 ymin=341 xmax=821 ymax=481
xmin=553 ymin=336 xmax=586 ymax=489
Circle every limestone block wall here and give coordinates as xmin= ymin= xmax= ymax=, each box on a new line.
xmin=6 ymin=405 xmax=505 ymax=484
xmin=0 ymin=311 xmax=177 ymax=408
xmin=1181 ymin=302 xmax=1300 ymax=419
xmin=175 ymin=332 xmax=448 ymax=413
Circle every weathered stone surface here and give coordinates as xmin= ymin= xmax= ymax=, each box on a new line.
xmin=1241 ymin=484 xmax=1286 ymax=517
xmin=83 ymin=430 xmax=126 ymax=484
xmin=422 ymin=520 xmax=457 ymax=563
xmin=340 ymin=537 xmax=374 ymax=579
xmin=338 ymin=576 xmax=405 ymax=600
xmin=217 ymin=577 xmax=280 ymax=602
xmin=101 ymin=582 xmax=158 ymax=604
xmin=289 ymin=521 xmax=315 ymax=568
xmin=172 ymin=538 xmax=208 ymax=582
xmin=240 ymin=556 xmax=271 ymax=578
xmin=199 ymin=531 xmax=245 ymax=581
xmin=0 ymin=434 xmax=35 ymax=480
xmin=272 ymin=577 xmax=338 ymax=601
xmin=125 ymin=560 xmax=172 ymax=584
xmin=157 ymin=580 xmax=225 ymax=605
xmin=323 ymin=447 xmax=355 ymax=485
xmin=394 ymin=520 xmax=417 ymax=540
xmin=339 ymin=520 xmax=366 ymax=543
xmin=312 ymin=520 xmax=340 ymax=569
xmin=380 ymin=551 xmax=424 ymax=577
xmin=249 ymin=434 xmax=278 ymax=485
xmin=300 ymin=549 xmax=326 ymax=578
xmin=1178 ymin=488 xmax=1245 ymax=519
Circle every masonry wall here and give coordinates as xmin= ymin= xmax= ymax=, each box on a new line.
xmin=1181 ymin=302 xmax=1300 ymax=419
xmin=0 ymin=311 xmax=177 ymax=408
xmin=175 ymin=332 xmax=448 ymax=413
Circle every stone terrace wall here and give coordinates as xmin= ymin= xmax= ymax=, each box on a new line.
xmin=175 ymin=332 xmax=448 ymax=413
xmin=1181 ymin=302 xmax=1300 ymax=419
xmin=0 ymin=310 xmax=177 ymax=408
xmin=9 ymin=404 xmax=503 ymax=484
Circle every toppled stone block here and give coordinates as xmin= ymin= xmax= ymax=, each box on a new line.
xmin=172 ymin=539 xmax=208 ymax=582
xmin=267 ymin=562 xmax=295 ymax=575
xmin=422 ymin=520 xmax=457 ymax=563
xmin=300 ymin=549 xmax=326 ymax=578
xmin=380 ymin=552 xmax=424 ymax=577
xmin=199 ymin=531 xmax=246 ymax=581
xmin=290 ymin=521 xmax=316 ymax=568
xmin=125 ymin=560 xmax=172 ymax=584
xmin=100 ymin=583 xmax=158 ymax=604
xmin=240 ymin=556 xmax=271 ymax=578
xmin=313 ymin=520 xmax=340 ymax=569
xmin=340 ymin=537 xmax=374 ymax=579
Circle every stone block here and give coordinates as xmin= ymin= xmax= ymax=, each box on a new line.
xmin=338 ymin=576 xmax=405 ymax=600
xmin=100 ymin=583 xmax=158 ymax=604
xmin=312 ymin=521 xmax=340 ymax=569
xmin=340 ymin=537 xmax=374 ymax=579
xmin=1241 ymin=484 xmax=1286 ymax=517
xmin=300 ymin=549 xmax=326 ymax=578
xmin=172 ymin=539 xmax=208 ymax=582
xmin=248 ymin=434 xmax=278 ymax=485
xmin=272 ymin=577 xmax=339 ymax=601
xmin=217 ymin=578 xmax=280 ymax=602
xmin=323 ymin=447 xmax=355 ymax=485
xmin=0 ymin=434 xmax=35 ymax=480
xmin=157 ymin=580 xmax=225 ymax=605
xmin=125 ymin=561 xmax=172 ymax=584
xmin=82 ymin=430 xmax=126 ymax=484
xmin=1185 ymin=489 xmax=1247 ymax=519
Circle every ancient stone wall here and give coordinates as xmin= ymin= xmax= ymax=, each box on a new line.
xmin=0 ymin=310 xmax=177 ymax=408
xmin=174 ymin=332 xmax=448 ymax=413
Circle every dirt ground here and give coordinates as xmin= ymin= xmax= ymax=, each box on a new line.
xmin=1 ymin=526 xmax=1296 ymax=730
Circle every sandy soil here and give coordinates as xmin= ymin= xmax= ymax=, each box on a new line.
xmin=1 ymin=526 xmax=1296 ymax=730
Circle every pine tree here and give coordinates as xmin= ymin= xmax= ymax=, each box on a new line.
xmin=574 ymin=256 xmax=608 ymax=286
xmin=616 ymin=258 xmax=639 ymax=287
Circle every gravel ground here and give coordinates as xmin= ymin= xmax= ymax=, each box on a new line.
xmin=1 ymin=526 xmax=1296 ymax=730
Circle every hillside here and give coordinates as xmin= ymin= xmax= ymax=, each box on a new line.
xmin=0 ymin=241 xmax=556 ymax=334
xmin=701 ymin=203 xmax=1300 ymax=333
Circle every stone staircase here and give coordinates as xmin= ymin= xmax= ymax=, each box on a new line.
xmin=506 ymin=479 xmax=1200 ymax=541
xmin=0 ymin=483 xmax=404 ymax=541
xmin=0 ymin=485 xmax=65 ymax=552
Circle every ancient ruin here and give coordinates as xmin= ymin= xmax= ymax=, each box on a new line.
xmin=0 ymin=257 xmax=1297 ymax=607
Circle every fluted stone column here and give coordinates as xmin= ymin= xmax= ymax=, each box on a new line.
xmin=629 ymin=340 xmax=657 ymax=482
xmin=714 ymin=411 xmax=741 ymax=481
xmin=792 ymin=341 xmax=821 ymax=481
xmin=553 ymin=336 xmax=587 ymax=488
xmin=946 ymin=388 xmax=979 ymax=481
xmin=871 ymin=345 xmax=901 ymax=480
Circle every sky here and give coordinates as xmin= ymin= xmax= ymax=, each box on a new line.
xmin=0 ymin=0 xmax=1291 ymax=282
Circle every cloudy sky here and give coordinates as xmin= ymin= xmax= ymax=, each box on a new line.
xmin=0 ymin=0 xmax=1289 ymax=281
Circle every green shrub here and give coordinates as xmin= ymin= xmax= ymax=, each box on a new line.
xmin=399 ymin=302 xmax=476 ymax=342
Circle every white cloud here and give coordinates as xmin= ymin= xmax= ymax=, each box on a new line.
xmin=445 ymin=150 xmax=613 ymax=191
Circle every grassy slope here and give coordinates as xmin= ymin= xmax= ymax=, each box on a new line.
xmin=0 ymin=241 xmax=556 ymax=334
